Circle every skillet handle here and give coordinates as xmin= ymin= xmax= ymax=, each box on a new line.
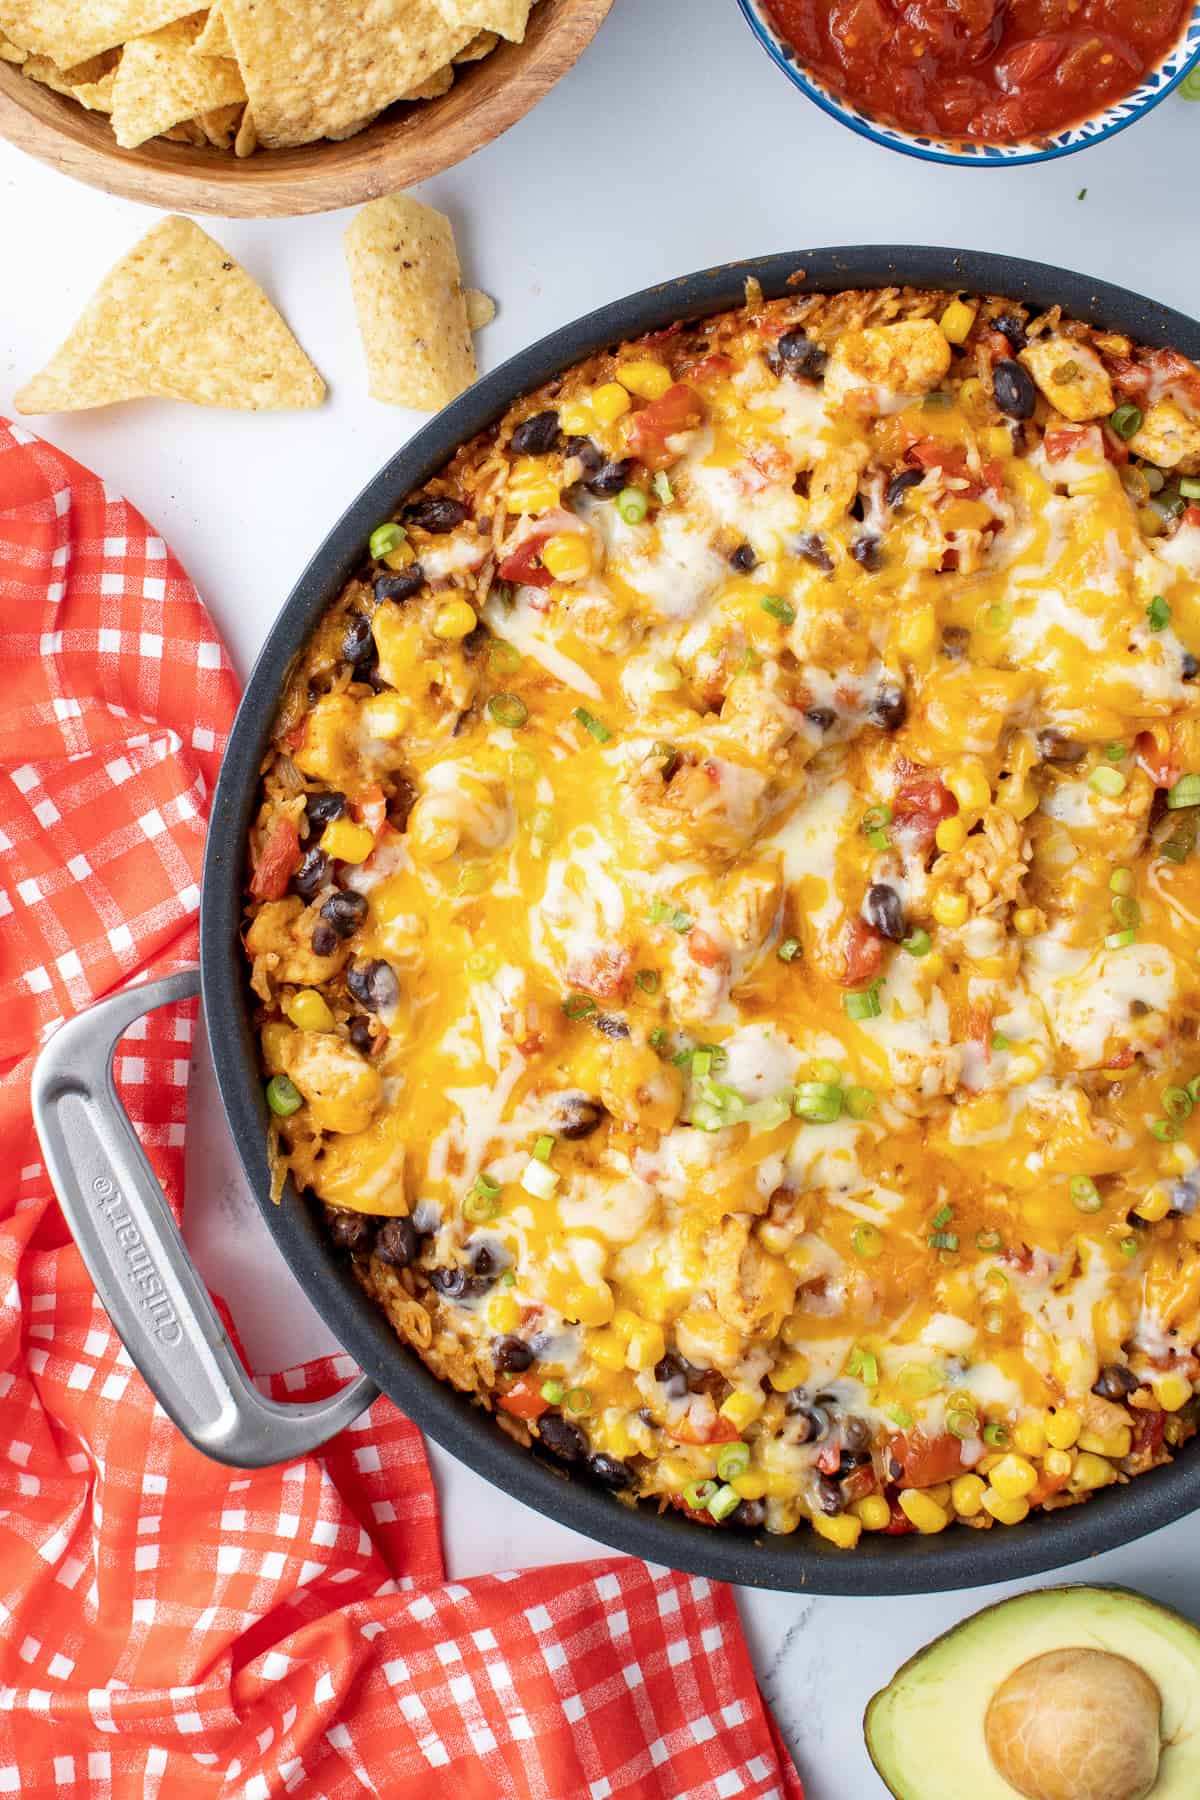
xmin=31 ymin=969 xmax=378 ymax=1468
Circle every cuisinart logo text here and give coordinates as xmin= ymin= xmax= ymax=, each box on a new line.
xmin=92 ymin=1175 xmax=182 ymax=1347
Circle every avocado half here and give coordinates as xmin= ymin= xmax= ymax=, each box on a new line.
xmin=864 ymin=1585 xmax=1200 ymax=1800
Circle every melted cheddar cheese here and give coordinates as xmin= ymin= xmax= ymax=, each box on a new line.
xmin=245 ymin=287 xmax=1200 ymax=1547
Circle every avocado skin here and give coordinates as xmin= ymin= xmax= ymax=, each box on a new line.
xmin=863 ymin=1583 xmax=1200 ymax=1800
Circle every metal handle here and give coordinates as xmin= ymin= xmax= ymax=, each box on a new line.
xmin=31 ymin=969 xmax=378 ymax=1467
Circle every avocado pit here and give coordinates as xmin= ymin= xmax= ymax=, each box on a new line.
xmin=984 ymin=1647 xmax=1162 ymax=1800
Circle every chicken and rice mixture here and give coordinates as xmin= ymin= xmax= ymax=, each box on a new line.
xmin=243 ymin=284 xmax=1200 ymax=1548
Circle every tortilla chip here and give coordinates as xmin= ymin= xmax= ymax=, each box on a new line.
xmin=73 ymin=65 xmax=117 ymax=109
xmin=15 ymin=215 xmax=325 ymax=414
xmin=19 ymin=45 xmax=116 ymax=99
xmin=159 ymin=114 xmax=206 ymax=140
xmin=403 ymin=61 xmax=453 ymax=101
xmin=430 ymin=0 xmax=529 ymax=42
xmin=453 ymin=28 xmax=497 ymax=61
xmin=233 ymin=99 xmax=255 ymax=153
xmin=0 ymin=0 xmax=195 ymax=67
xmin=198 ymin=96 xmax=241 ymax=143
xmin=193 ymin=2 xmax=230 ymax=54
xmin=110 ymin=13 xmax=244 ymax=148
xmin=219 ymin=0 xmax=474 ymax=147
xmin=0 ymin=30 xmax=26 ymax=59
xmin=465 ymin=289 xmax=495 ymax=331
xmin=344 ymin=195 xmax=476 ymax=411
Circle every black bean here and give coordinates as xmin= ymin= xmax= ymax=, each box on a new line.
xmin=346 ymin=959 xmax=400 ymax=1013
xmin=887 ymin=467 xmax=924 ymax=509
xmin=562 ymin=435 xmax=603 ymax=479
xmin=510 ymin=410 xmax=561 ymax=456
xmin=320 ymin=890 xmax=368 ymax=937
xmin=993 ymin=313 xmax=1028 ymax=353
xmin=836 ymin=1448 xmax=873 ymax=1475
xmin=784 ymin=1397 xmax=830 ymax=1443
xmin=349 ymin=1016 xmax=374 ymax=1054
xmin=588 ymin=458 xmax=635 ymax=498
xmin=594 ymin=1014 xmax=630 ymax=1040
xmin=470 ymin=1241 xmax=499 ymax=1278
xmin=328 ymin=1208 xmax=374 ymax=1253
xmin=1037 ymin=729 xmax=1087 ymax=765
xmin=777 ymin=329 xmax=828 ymax=381
xmin=869 ymin=684 xmax=908 ymax=731
xmin=537 ymin=1416 xmax=587 ymax=1463
xmin=494 ymin=1335 xmax=534 ymax=1374
xmin=863 ymin=883 xmax=905 ymax=941
xmin=305 ymin=790 xmax=346 ymax=831
xmin=850 ymin=534 xmax=882 ymax=571
xmin=554 ymin=1096 xmax=605 ymax=1139
xmin=729 ymin=542 xmax=757 ymax=572
xmin=992 ymin=359 xmax=1036 ymax=421
xmin=805 ymin=706 xmax=837 ymax=732
xmin=941 ymin=625 xmax=970 ymax=660
xmin=375 ymin=1217 xmax=420 ymax=1268
xmin=430 ymin=1265 xmax=468 ymax=1298
xmin=654 ymin=1353 xmax=692 ymax=1399
xmin=842 ymin=1415 xmax=872 ymax=1453
xmin=407 ymin=496 xmax=468 ymax=534
xmin=1183 ymin=653 xmax=1199 ymax=683
xmin=794 ymin=531 xmax=834 ymax=573
xmin=1093 ymin=1363 xmax=1139 ymax=1400
xmin=312 ymin=923 xmax=339 ymax=958
xmin=589 ymin=1453 xmax=635 ymax=1491
xmin=734 ymin=1498 xmax=766 ymax=1529
xmin=374 ymin=566 xmax=424 ymax=604
xmin=815 ymin=1475 xmax=844 ymax=1515
xmin=343 ymin=614 xmax=375 ymax=666
xmin=291 ymin=846 xmax=329 ymax=901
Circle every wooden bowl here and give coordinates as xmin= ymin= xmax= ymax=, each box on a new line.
xmin=0 ymin=0 xmax=614 ymax=218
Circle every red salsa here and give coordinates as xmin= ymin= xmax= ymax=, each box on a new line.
xmin=763 ymin=0 xmax=1191 ymax=141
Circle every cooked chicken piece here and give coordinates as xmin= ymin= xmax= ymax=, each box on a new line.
xmin=245 ymin=897 xmax=349 ymax=991
xmin=280 ymin=1030 xmax=382 ymax=1134
xmin=1126 ymin=397 xmax=1200 ymax=475
xmin=1020 ymin=337 xmax=1114 ymax=421
xmin=823 ymin=321 xmax=951 ymax=409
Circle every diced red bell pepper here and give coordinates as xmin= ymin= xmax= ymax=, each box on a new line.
xmin=625 ymin=384 xmax=705 ymax=472
xmin=498 ymin=522 xmax=558 ymax=589
xmin=1043 ymin=425 xmax=1094 ymax=462
xmin=1130 ymin=1409 xmax=1167 ymax=1460
xmin=687 ymin=928 xmax=728 ymax=969
xmin=497 ymin=1378 xmax=549 ymax=1422
xmin=840 ymin=917 xmax=883 ymax=988
xmin=250 ymin=817 xmax=300 ymax=901
xmin=883 ymin=1492 xmax=917 ymax=1535
xmin=885 ymin=1430 xmax=963 ymax=1488
xmin=1135 ymin=730 xmax=1179 ymax=789
xmin=893 ymin=768 xmax=957 ymax=851
xmin=666 ymin=1412 xmax=739 ymax=1446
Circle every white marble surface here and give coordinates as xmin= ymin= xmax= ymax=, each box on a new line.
xmin=4 ymin=1 xmax=1200 ymax=1791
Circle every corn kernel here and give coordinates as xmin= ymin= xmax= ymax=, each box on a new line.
xmin=625 ymin=1322 xmax=666 ymax=1373
xmin=732 ymin=1471 xmax=768 ymax=1501
xmin=811 ymin=1511 xmax=862 ymax=1549
xmin=1152 ymin=1373 xmax=1193 ymax=1413
xmin=320 ymin=818 xmax=375 ymax=864
xmin=898 ymin=1489 xmax=950 ymax=1534
xmin=382 ymin=540 xmax=414 ymax=572
xmin=945 ymin=758 xmax=991 ymax=815
xmin=1045 ymin=1408 xmax=1081 ymax=1449
xmin=559 ymin=401 xmax=593 ymax=434
xmin=720 ymin=1389 xmax=765 ymax=1432
xmin=982 ymin=1490 xmax=1030 ymax=1525
xmin=932 ymin=890 xmax=969 ymax=929
xmin=939 ymin=298 xmax=978 ymax=345
xmin=659 ymin=1455 xmax=696 ymax=1489
xmin=285 ymin=988 xmax=335 ymax=1033
xmin=950 ymin=1474 xmax=986 ymax=1518
xmin=676 ymin=1309 xmax=738 ymax=1365
xmin=561 ymin=1280 xmax=614 ymax=1328
xmin=360 ymin=693 xmax=411 ymax=740
xmin=1013 ymin=1416 xmax=1047 ymax=1458
xmin=984 ymin=426 xmax=1013 ymax=457
xmin=591 ymin=382 xmax=632 ymax=424
xmin=589 ymin=1328 xmax=629 ymax=1373
xmin=617 ymin=359 xmax=673 ymax=401
xmin=768 ymin=1352 xmax=811 ymax=1393
xmin=1134 ymin=1186 xmax=1172 ymax=1224
xmin=1070 ymin=1451 xmax=1118 ymax=1492
xmin=1078 ymin=1426 xmax=1132 ymax=1459
xmin=1043 ymin=1448 xmax=1074 ymax=1481
xmin=780 ymin=1312 xmax=810 ymax=1348
xmin=988 ymin=1453 xmax=1037 ymax=1499
xmin=487 ymin=1294 xmax=521 ymax=1333
xmin=895 ymin=603 xmax=937 ymax=660
xmin=261 ymin=1021 xmax=294 ymax=1072
xmin=508 ymin=478 xmax=560 ymax=514
xmin=610 ymin=1309 xmax=640 ymax=1342
xmin=925 ymin=1482 xmax=952 ymax=1507
xmin=432 ymin=599 xmax=477 ymax=641
xmin=1012 ymin=907 xmax=1042 ymax=937
xmin=853 ymin=1495 xmax=893 ymax=1531
xmin=541 ymin=533 xmax=593 ymax=583
xmin=935 ymin=816 xmax=967 ymax=854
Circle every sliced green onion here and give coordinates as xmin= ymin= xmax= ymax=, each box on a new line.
xmin=649 ymin=898 xmax=692 ymax=932
xmin=1162 ymin=828 xmax=1194 ymax=864
xmin=1106 ymin=928 xmax=1137 ymax=949
xmin=991 ymin=1032 xmax=1011 ymax=1051
xmin=1151 ymin=1118 xmax=1182 ymax=1142
xmin=931 ymin=1204 xmax=953 ymax=1229
xmin=862 ymin=803 xmax=893 ymax=834
xmin=265 ymin=1074 xmax=303 ymax=1117
xmin=683 ymin=1478 xmax=718 ymax=1511
xmin=649 ymin=738 xmax=680 ymax=777
xmin=846 ymin=1346 xmax=879 ymax=1388
xmin=488 ymin=692 xmax=528 ymax=729
xmin=899 ymin=1364 xmax=943 ymax=1399
xmin=1187 ymin=1075 xmax=1200 ymax=1102
xmin=652 ymin=471 xmax=674 ymax=505
xmin=793 ymin=1081 xmax=843 ymax=1123
xmin=981 ymin=602 xmax=1011 ymax=633
xmin=563 ymin=993 xmax=597 ymax=1019
xmin=760 ymin=594 xmax=796 ymax=626
xmin=1163 ymin=1086 xmax=1193 ymax=1121
xmin=489 ymin=639 xmax=521 ymax=676
xmin=464 ymin=1188 xmax=500 ymax=1223
xmin=946 ymin=1410 xmax=975 ymax=1441
xmin=1119 ymin=1237 xmax=1139 ymax=1258
xmin=983 ymin=1422 xmax=1010 ymax=1448
xmin=716 ymin=1441 xmax=751 ymax=1482
xmin=1108 ymin=403 xmax=1143 ymax=441
xmin=983 ymin=1308 xmax=1005 ymax=1334
xmin=986 ymin=1267 xmax=1010 ymax=1291
xmin=1147 ymin=595 xmax=1171 ymax=632
xmin=902 ymin=928 xmax=932 ymax=958
xmin=573 ymin=706 xmax=612 ymax=743
xmin=886 ymin=1405 xmax=914 ymax=1429
xmin=1181 ymin=477 xmax=1200 ymax=499
xmin=1167 ymin=774 xmax=1200 ymax=810
xmin=844 ymin=1086 xmax=877 ymax=1120
xmin=692 ymin=1049 xmax=713 ymax=1078
xmin=777 ymin=937 xmax=802 ymax=963
xmin=812 ymin=1060 xmax=840 ymax=1083
xmin=635 ymin=968 xmax=660 ymax=994
xmin=1070 ymin=1174 xmax=1102 ymax=1213
xmin=540 ymin=1379 xmax=565 ymax=1404
xmin=867 ymin=828 xmax=891 ymax=851
xmin=533 ymin=1134 xmax=555 ymax=1162
xmin=843 ymin=984 xmax=882 ymax=1022
xmin=649 ymin=1027 xmax=668 ymax=1051
xmin=1089 ymin=765 xmax=1127 ymax=797
xmin=499 ymin=1269 xmax=516 ymax=1289
xmin=707 ymin=1483 xmax=741 ymax=1522
xmin=851 ymin=1222 xmax=884 ymax=1260
xmin=369 ymin=521 xmax=405 ymax=559
xmin=975 ymin=1228 xmax=1003 ymax=1252
xmin=564 ymin=1386 xmax=592 ymax=1416
xmin=1111 ymin=895 xmax=1141 ymax=929
xmin=1104 ymin=741 xmax=1127 ymax=764
xmin=616 ymin=486 xmax=649 ymax=525
xmin=1109 ymin=867 xmax=1135 ymax=896
xmin=928 ymin=1230 xmax=959 ymax=1250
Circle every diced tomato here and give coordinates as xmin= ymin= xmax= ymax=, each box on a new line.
xmin=625 ymin=384 xmax=705 ymax=472
xmin=1184 ymin=506 xmax=1200 ymax=531
xmin=667 ymin=1494 xmax=719 ymax=1526
xmin=1147 ymin=348 xmax=1200 ymax=410
xmin=1130 ymin=1409 xmax=1167 ymax=1460
xmin=883 ymin=1493 xmax=917 ymax=1535
xmin=967 ymin=1002 xmax=992 ymax=1055
xmin=1043 ymin=425 xmax=1093 ymax=462
xmin=906 ymin=438 xmax=968 ymax=478
xmin=816 ymin=1439 xmax=843 ymax=1475
xmin=1102 ymin=1044 xmax=1136 ymax=1071
xmin=684 ymin=353 xmax=735 ymax=383
xmin=841 ymin=917 xmax=883 ymax=988
xmin=353 ymin=784 xmax=387 ymax=837
xmin=1135 ymin=730 xmax=1179 ymax=789
xmin=497 ymin=1378 xmax=549 ymax=1422
xmin=892 ymin=767 xmax=957 ymax=851
xmin=1001 ymin=1244 xmax=1035 ymax=1275
xmin=687 ymin=928 xmax=728 ymax=970
xmin=1104 ymin=354 xmax=1152 ymax=402
xmin=497 ymin=523 xmax=557 ymax=589
xmin=996 ymin=35 xmax=1062 ymax=89
xmin=250 ymin=817 xmax=300 ymax=901
xmin=643 ymin=322 xmax=682 ymax=347
xmin=666 ymin=1412 xmax=740 ymax=1447
xmin=841 ymin=1464 xmax=878 ymax=1505
xmin=1099 ymin=426 xmax=1131 ymax=467
xmin=565 ymin=947 xmax=632 ymax=1002
xmin=885 ymin=1430 xmax=963 ymax=1489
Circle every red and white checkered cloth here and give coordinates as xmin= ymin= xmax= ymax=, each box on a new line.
xmin=0 ymin=421 xmax=805 ymax=1800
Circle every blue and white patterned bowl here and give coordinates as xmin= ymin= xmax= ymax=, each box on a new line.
xmin=736 ymin=0 xmax=1200 ymax=166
